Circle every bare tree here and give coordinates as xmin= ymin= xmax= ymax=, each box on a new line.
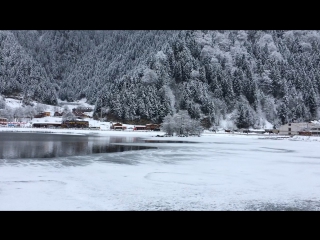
xmin=62 ymin=106 xmax=76 ymax=121
xmin=174 ymin=110 xmax=191 ymax=136
xmin=161 ymin=115 xmax=176 ymax=136
xmin=35 ymin=103 xmax=46 ymax=114
xmin=13 ymin=107 xmax=25 ymax=121
xmin=161 ymin=110 xmax=202 ymax=136
xmin=24 ymin=106 xmax=36 ymax=120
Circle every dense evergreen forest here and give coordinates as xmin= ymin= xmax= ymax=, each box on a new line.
xmin=1 ymin=30 xmax=319 ymax=128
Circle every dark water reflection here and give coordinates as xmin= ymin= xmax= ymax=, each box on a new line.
xmin=0 ymin=132 xmax=155 ymax=159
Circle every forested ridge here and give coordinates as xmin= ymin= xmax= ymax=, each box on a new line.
xmin=1 ymin=30 xmax=320 ymax=128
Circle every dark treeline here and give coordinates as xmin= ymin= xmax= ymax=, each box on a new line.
xmin=1 ymin=30 xmax=319 ymax=128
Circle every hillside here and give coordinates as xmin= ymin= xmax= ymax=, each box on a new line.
xmin=1 ymin=30 xmax=320 ymax=129
xmin=0 ymin=31 xmax=58 ymax=105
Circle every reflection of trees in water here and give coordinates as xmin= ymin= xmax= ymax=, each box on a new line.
xmin=60 ymin=141 xmax=89 ymax=157
xmin=109 ymin=137 xmax=137 ymax=143
xmin=0 ymin=134 xmax=150 ymax=159
xmin=0 ymin=141 xmax=43 ymax=159
xmin=0 ymin=140 xmax=88 ymax=158
xmin=91 ymin=144 xmax=143 ymax=153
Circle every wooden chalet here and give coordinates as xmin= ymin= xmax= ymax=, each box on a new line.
xmin=72 ymin=108 xmax=90 ymax=119
xmin=34 ymin=112 xmax=47 ymax=118
xmin=0 ymin=117 xmax=8 ymax=126
xmin=111 ymin=123 xmax=126 ymax=130
xmin=146 ymin=123 xmax=161 ymax=131
xmin=61 ymin=120 xmax=89 ymax=128
xmin=54 ymin=111 xmax=63 ymax=117
xmin=32 ymin=122 xmax=62 ymax=128
xmin=75 ymin=112 xmax=90 ymax=118
xmin=134 ymin=125 xmax=146 ymax=131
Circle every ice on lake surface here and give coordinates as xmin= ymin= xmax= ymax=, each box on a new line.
xmin=0 ymin=131 xmax=320 ymax=210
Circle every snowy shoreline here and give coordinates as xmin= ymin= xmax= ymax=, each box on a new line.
xmin=1 ymin=127 xmax=320 ymax=142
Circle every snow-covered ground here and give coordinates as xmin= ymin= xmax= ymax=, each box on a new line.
xmin=0 ymin=129 xmax=320 ymax=210
xmin=4 ymin=97 xmax=94 ymax=114
xmin=1 ymin=97 xmax=320 ymax=210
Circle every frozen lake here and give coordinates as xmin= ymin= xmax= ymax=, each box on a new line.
xmin=0 ymin=130 xmax=320 ymax=210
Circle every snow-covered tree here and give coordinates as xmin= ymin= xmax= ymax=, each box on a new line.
xmin=161 ymin=110 xmax=202 ymax=136
xmin=0 ymin=96 xmax=6 ymax=109
xmin=62 ymin=105 xmax=76 ymax=121
xmin=233 ymin=96 xmax=257 ymax=129
xmin=161 ymin=114 xmax=175 ymax=136
xmin=35 ymin=103 xmax=46 ymax=114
